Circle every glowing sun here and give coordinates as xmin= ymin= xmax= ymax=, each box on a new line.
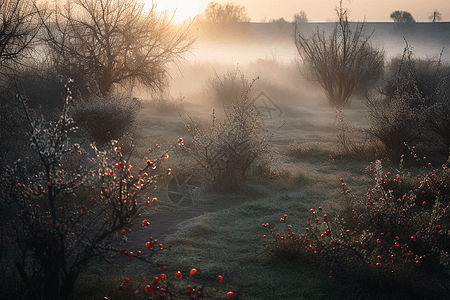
xmin=151 ymin=0 xmax=204 ymax=23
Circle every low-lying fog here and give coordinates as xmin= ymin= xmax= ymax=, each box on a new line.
xmin=133 ymin=21 xmax=450 ymax=150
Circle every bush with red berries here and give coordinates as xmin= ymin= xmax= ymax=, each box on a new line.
xmin=0 ymin=82 xmax=172 ymax=300
xmin=114 ymin=267 xmax=235 ymax=300
xmin=262 ymin=157 xmax=450 ymax=297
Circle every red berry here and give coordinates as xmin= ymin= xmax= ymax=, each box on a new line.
xmin=145 ymin=285 xmax=153 ymax=293
xmin=218 ymin=275 xmax=223 ymax=282
xmin=415 ymin=260 xmax=421 ymax=267
xmin=190 ymin=268 xmax=197 ymax=276
xmin=128 ymin=252 xmax=134 ymax=259
xmin=119 ymin=285 xmax=125 ymax=291
xmin=174 ymin=271 xmax=182 ymax=279
xmin=411 ymin=236 xmax=416 ymax=241
xmin=124 ymin=278 xmax=130 ymax=284
xmin=154 ymin=277 xmax=160 ymax=283
xmin=395 ymin=242 xmax=400 ymax=248
xmin=227 ymin=291 xmax=234 ymax=298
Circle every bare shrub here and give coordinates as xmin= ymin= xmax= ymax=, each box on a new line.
xmin=207 ymin=68 xmax=249 ymax=107
xmin=367 ymin=43 xmax=450 ymax=160
xmin=366 ymin=45 xmax=424 ymax=161
xmin=71 ymin=84 xmax=143 ymax=147
xmin=424 ymin=97 xmax=450 ymax=151
xmin=294 ymin=2 xmax=384 ymax=106
xmin=382 ymin=50 xmax=450 ymax=151
xmin=182 ymin=78 xmax=273 ymax=193
xmin=11 ymin=70 xmax=67 ymax=113
xmin=333 ymin=108 xmax=371 ymax=159
xmin=366 ymin=94 xmax=421 ymax=161
xmin=382 ymin=50 xmax=449 ymax=105
xmin=149 ymin=93 xmax=186 ymax=114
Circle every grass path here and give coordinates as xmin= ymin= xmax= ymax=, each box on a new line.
xmin=80 ymin=101 xmax=379 ymax=299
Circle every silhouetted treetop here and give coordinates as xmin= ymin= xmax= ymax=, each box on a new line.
xmin=201 ymin=2 xmax=250 ymax=24
xmin=390 ymin=10 xmax=416 ymax=23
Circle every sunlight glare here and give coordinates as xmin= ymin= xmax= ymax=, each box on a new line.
xmin=151 ymin=0 xmax=204 ymax=23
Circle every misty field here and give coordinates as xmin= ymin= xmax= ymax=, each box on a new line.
xmin=71 ymin=48 xmax=450 ymax=299
xmin=2 ymin=2 xmax=450 ymax=298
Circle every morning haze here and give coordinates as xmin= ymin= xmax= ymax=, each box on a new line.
xmin=2 ymin=0 xmax=450 ymax=299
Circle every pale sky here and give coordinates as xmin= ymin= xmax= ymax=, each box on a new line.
xmin=152 ymin=0 xmax=450 ymax=23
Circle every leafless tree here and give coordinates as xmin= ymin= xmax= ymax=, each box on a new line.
xmin=193 ymin=2 xmax=251 ymax=40
xmin=294 ymin=11 xmax=308 ymax=23
xmin=44 ymin=0 xmax=195 ymax=95
xmin=201 ymin=2 xmax=250 ymax=24
xmin=429 ymin=10 xmax=442 ymax=22
xmin=0 ymin=0 xmax=41 ymax=80
xmin=294 ymin=2 xmax=384 ymax=106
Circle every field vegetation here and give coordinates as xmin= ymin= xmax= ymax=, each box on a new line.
xmin=1 ymin=0 xmax=450 ymax=299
